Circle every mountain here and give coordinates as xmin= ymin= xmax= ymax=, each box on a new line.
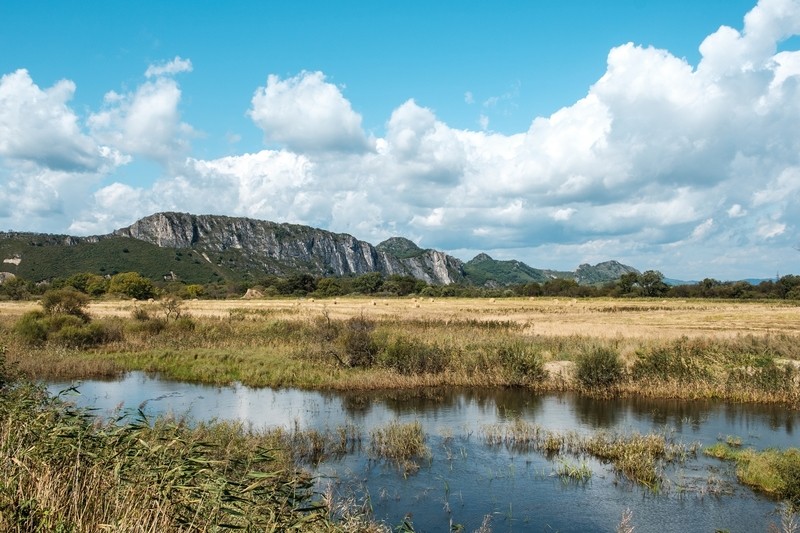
xmin=113 ymin=212 xmax=465 ymax=285
xmin=1 ymin=212 xmax=638 ymax=287
xmin=464 ymin=253 xmax=555 ymax=287
xmin=575 ymin=261 xmax=640 ymax=285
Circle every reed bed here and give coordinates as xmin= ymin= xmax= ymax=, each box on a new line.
xmin=705 ymin=443 xmax=800 ymax=509
xmin=480 ymin=420 xmax=698 ymax=490
xmin=369 ymin=420 xmax=431 ymax=475
xmin=0 ymin=357 xmax=383 ymax=532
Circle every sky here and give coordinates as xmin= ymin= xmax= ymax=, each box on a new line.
xmin=1 ymin=0 xmax=799 ymax=281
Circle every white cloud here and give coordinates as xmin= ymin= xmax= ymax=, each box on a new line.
xmin=249 ymin=71 xmax=371 ymax=153
xmin=145 ymin=56 xmax=193 ymax=78
xmin=757 ymin=221 xmax=786 ymax=238
xmin=728 ymin=204 xmax=747 ymax=217
xmin=552 ymin=208 xmax=576 ymax=221
xmin=464 ymin=91 xmax=474 ymax=104
xmin=89 ymin=77 xmax=193 ymax=163
xmin=0 ymin=70 xmax=101 ymax=171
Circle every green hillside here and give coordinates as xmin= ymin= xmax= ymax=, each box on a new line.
xmin=0 ymin=234 xmax=239 ymax=284
xmin=463 ymin=253 xmax=552 ymax=286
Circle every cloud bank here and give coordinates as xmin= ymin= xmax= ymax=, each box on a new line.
xmin=1 ymin=0 xmax=799 ymax=279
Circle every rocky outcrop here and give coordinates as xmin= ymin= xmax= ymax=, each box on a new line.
xmin=115 ymin=212 xmax=465 ymax=285
xmin=575 ymin=260 xmax=640 ymax=285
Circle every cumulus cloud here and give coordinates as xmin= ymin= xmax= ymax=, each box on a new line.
xmin=0 ymin=70 xmax=101 ymax=171
xmin=249 ymin=71 xmax=371 ymax=153
xmin=89 ymin=77 xmax=193 ymax=163
xmin=145 ymin=56 xmax=193 ymax=78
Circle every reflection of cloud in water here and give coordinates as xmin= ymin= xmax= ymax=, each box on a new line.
xmin=47 ymin=371 xmax=800 ymax=449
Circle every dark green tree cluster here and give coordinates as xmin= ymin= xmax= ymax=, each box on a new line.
xmin=2 ymin=268 xmax=799 ymax=301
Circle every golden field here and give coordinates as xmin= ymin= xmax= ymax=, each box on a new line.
xmin=1 ymin=297 xmax=798 ymax=404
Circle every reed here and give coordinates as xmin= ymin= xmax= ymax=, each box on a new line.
xmin=369 ymin=420 xmax=431 ymax=475
xmin=705 ymin=443 xmax=800 ymax=509
xmin=0 ymin=361 xmax=380 ymax=532
xmin=481 ymin=420 xmax=696 ymax=491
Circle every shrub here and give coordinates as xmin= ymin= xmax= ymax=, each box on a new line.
xmin=726 ymin=359 xmax=797 ymax=393
xmin=14 ymin=311 xmax=48 ymax=346
xmin=576 ymin=346 xmax=624 ymax=388
xmin=108 ymin=272 xmax=156 ymax=300
xmin=632 ymin=345 xmax=711 ymax=382
xmin=41 ymin=288 xmax=89 ymax=319
xmin=52 ymin=322 xmax=121 ymax=348
xmin=127 ymin=317 xmax=167 ymax=335
xmin=380 ymin=336 xmax=448 ymax=375
xmin=497 ymin=341 xmax=547 ymax=385
xmin=340 ymin=316 xmax=378 ymax=368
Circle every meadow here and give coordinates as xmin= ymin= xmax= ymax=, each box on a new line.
xmin=1 ymin=296 xmax=798 ymax=405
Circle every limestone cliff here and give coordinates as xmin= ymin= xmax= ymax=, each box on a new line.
xmin=114 ymin=212 xmax=465 ymax=285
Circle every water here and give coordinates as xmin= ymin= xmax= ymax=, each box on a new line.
xmin=48 ymin=372 xmax=799 ymax=532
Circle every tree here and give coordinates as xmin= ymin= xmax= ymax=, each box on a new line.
xmin=108 ymin=272 xmax=156 ymax=300
xmin=0 ymin=277 xmax=30 ymax=301
xmin=638 ymin=270 xmax=668 ymax=297
xmin=617 ymin=272 xmax=639 ymax=295
xmin=351 ymin=272 xmax=383 ymax=294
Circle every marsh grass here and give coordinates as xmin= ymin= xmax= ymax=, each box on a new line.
xmin=481 ymin=420 xmax=696 ymax=490
xmin=705 ymin=443 xmax=800 ymax=509
xmin=369 ymin=420 xmax=431 ymax=475
xmin=0 ymin=384 xmax=348 ymax=532
xmin=554 ymin=459 xmax=592 ymax=484
xmin=2 ymin=299 xmax=798 ymax=405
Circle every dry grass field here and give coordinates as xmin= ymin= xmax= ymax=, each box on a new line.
xmin=2 ymin=297 xmax=798 ymax=403
xmin=31 ymin=296 xmax=800 ymax=339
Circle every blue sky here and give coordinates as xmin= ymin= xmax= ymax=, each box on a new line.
xmin=1 ymin=0 xmax=799 ymax=280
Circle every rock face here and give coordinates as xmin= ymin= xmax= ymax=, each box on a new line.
xmin=575 ymin=260 xmax=640 ymax=285
xmin=115 ymin=212 xmax=465 ymax=285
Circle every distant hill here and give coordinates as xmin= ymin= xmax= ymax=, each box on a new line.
xmin=575 ymin=261 xmax=639 ymax=285
xmin=1 ymin=212 xmax=640 ymax=287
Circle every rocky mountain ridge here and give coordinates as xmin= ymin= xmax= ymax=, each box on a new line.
xmin=1 ymin=212 xmax=638 ymax=286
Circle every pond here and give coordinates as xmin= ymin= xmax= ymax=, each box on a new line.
xmin=48 ymin=372 xmax=799 ymax=532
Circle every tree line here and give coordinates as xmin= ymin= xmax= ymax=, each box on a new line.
xmin=1 ymin=269 xmax=799 ymax=301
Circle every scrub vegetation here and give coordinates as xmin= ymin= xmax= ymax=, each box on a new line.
xmin=1 ymin=295 xmax=798 ymax=406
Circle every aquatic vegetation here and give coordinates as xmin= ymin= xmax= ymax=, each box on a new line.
xmin=705 ymin=443 xmax=800 ymax=509
xmin=554 ymin=459 xmax=592 ymax=483
xmin=0 ymin=357 xmax=377 ymax=532
xmin=369 ymin=420 xmax=431 ymax=475
xmin=481 ymin=421 xmax=696 ymax=491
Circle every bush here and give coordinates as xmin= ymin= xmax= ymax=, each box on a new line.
xmin=41 ymin=289 xmax=89 ymax=319
xmin=632 ymin=345 xmax=710 ymax=382
xmin=380 ymin=336 xmax=448 ymax=375
xmin=340 ymin=316 xmax=378 ymax=368
xmin=497 ymin=341 xmax=547 ymax=385
xmin=108 ymin=272 xmax=156 ymax=300
xmin=52 ymin=322 xmax=121 ymax=348
xmin=576 ymin=346 xmax=624 ymax=388
xmin=14 ymin=311 xmax=48 ymax=345
xmin=727 ymin=359 xmax=797 ymax=393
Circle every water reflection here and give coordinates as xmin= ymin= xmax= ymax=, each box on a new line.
xmin=46 ymin=372 xmax=800 ymax=532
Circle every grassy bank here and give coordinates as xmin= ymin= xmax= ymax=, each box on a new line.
xmin=1 ymin=297 xmax=798 ymax=405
